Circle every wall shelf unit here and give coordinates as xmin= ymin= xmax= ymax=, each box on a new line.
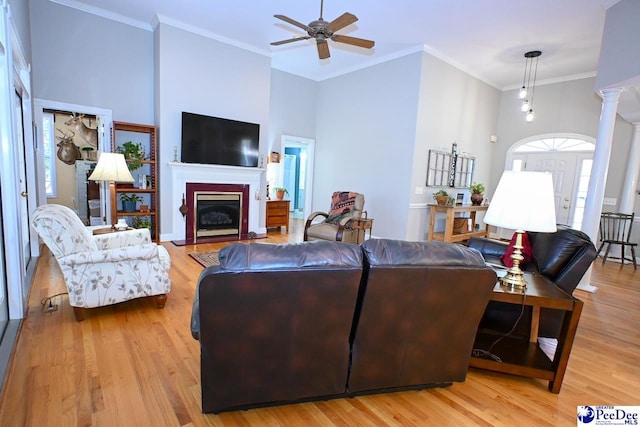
xmin=111 ymin=121 xmax=159 ymax=241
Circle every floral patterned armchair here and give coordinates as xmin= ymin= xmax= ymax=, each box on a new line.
xmin=32 ymin=204 xmax=171 ymax=321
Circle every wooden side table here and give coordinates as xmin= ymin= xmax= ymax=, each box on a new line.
xmin=469 ymin=272 xmax=583 ymax=393
xmin=266 ymin=200 xmax=290 ymax=233
xmin=349 ymin=217 xmax=373 ymax=243
xmin=92 ymin=227 xmax=133 ymax=235
xmin=427 ymin=203 xmax=489 ymax=243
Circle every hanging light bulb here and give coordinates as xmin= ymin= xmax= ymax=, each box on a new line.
xmin=518 ymin=50 xmax=541 ymax=122
xmin=519 ymin=86 xmax=527 ymax=99
xmin=526 ymin=109 xmax=534 ymax=122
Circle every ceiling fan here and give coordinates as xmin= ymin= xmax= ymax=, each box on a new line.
xmin=271 ymin=0 xmax=375 ymax=60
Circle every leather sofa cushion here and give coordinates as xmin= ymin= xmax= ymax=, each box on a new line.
xmin=529 ymin=225 xmax=594 ymax=280
xmin=362 ymin=238 xmax=487 ymax=267
xmin=219 ymin=240 xmax=363 ymax=271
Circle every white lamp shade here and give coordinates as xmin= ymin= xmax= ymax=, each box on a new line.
xmin=88 ymin=152 xmax=135 ymax=183
xmin=484 ymin=171 xmax=557 ymax=232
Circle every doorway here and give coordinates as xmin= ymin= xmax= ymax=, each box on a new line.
xmin=33 ymin=99 xmax=112 ymax=231
xmin=504 ymin=134 xmax=595 ymax=238
xmin=280 ymin=135 xmax=315 ymax=220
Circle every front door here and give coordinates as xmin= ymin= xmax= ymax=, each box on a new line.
xmin=522 ymin=152 xmax=578 ymax=225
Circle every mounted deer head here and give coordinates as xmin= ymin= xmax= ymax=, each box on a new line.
xmin=65 ymin=112 xmax=98 ymax=149
xmin=56 ymin=128 xmax=80 ymax=165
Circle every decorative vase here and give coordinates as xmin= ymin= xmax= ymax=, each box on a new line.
xmin=471 ymin=193 xmax=484 ymax=206
xmin=436 ymin=195 xmax=449 ymax=206
xmin=122 ymin=200 xmax=137 ymax=212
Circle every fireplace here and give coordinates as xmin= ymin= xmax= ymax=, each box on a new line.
xmin=195 ymin=192 xmax=241 ymax=238
xmin=185 ymin=183 xmax=250 ymax=243
xmin=167 ymin=162 xmax=264 ymax=243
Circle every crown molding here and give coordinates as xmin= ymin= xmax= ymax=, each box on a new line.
xmin=49 ymin=0 xmax=151 ymax=30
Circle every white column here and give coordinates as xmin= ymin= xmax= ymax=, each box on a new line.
xmin=578 ymin=88 xmax=623 ymax=293
xmin=619 ymin=122 xmax=640 ymax=214
xmin=581 ymin=88 xmax=623 ymax=241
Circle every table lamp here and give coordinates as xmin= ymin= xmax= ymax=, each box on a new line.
xmin=88 ymin=152 xmax=134 ymax=227
xmin=483 ymin=171 xmax=557 ymax=289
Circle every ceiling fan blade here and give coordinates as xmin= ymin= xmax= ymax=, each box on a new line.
xmin=325 ymin=12 xmax=358 ymax=33
xmin=271 ymin=36 xmax=311 ymax=46
xmin=331 ymin=34 xmax=375 ymax=49
xmin=274 ymin=14 xmax=310 ymax=32
xmin=317 ymin=39 xmax=330 ymax=59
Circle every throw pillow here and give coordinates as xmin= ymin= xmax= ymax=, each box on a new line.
xmin=324 ymin=192 xmax=359 ymax=228
xmin=500 ymin=232 xmax=532 ymax=268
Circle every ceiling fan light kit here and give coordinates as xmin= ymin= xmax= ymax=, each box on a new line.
xmin=271 ymin=0 xmax=375 ymax=60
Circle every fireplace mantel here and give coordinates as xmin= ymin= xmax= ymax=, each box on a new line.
xmin=167 ymin=162 xmax=265 ymax=241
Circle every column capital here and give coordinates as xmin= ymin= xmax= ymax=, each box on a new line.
xmin=599 ymin=87 xmax=624 ymax=102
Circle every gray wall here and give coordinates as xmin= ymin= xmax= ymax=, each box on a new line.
xmin=29 ymin=0 xmax=153 ymax=122
xmin=494 ymin=77 xmax=633 ymax=209
xmin=8 ymin=0 xmax=30 ymax=62
xmin=410 ymin=52 xmax=500 ymax=240
xmin=269 ymin=69 xmax=317 ymax=151
xmin=595 ymin=0 xmax=640 ymax=90
xmin=314 ymin=53 xmax=423 ymax=240
xmin=154 ymin=22 xmax=272 ymax=238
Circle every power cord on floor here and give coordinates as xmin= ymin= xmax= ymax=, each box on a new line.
xmin=472 ymin=291 xmax=527 ymax=362
xmin=40 ymin=292 xmax=68 ymax=313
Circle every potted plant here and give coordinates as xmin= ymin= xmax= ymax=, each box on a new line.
xmin=432 ymin=189 xmax=451 ymax=206
xmin=120 ymin=193 xmax=142 ymax=212
xmin=469 ymin=182 xmax=485 ymax=206
xmin=116 ymin=141 xmax=144 ymax=171
xmin=273 ymin=186 xmax=288 ymax=200
xmin=132 ymin=216 xmax=151 ymax=229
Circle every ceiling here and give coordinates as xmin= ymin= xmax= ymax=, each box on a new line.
xmin=57 ymin=0 xmax=637 ymax=118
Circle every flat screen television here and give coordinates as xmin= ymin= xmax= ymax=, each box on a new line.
xmin=181 ymin=112 xmax=260 ymax=167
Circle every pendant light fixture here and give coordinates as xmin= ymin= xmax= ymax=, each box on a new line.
xmin=518 ymin=50 xmax=541 ymax=122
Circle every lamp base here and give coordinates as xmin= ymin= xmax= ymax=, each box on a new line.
xmin=499 ymin=270 xmax=527 ymax=290
xmin=499 ymin=230 xmax=528 ymax=290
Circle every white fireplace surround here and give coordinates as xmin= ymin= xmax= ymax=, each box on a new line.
xmin=167 ymin=162 xmax=265 ymax=241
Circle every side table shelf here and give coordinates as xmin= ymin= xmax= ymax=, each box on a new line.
xmin=428 ymin=203 xmax=488 ymax=243
xmin=469 ymin=272 xmax=583 ymax=393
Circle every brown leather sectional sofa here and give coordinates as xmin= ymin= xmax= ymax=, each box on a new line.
xmin=191 ymin=239 xmax=497 ymax=413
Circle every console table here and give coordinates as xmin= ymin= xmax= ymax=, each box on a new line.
xmin=266 ymin=200 xmax=290 ymax=233
xmin=469 ymin=271 xmax=583 ymax=393
xmin=427 ymin=204 xmax=488 ymax=242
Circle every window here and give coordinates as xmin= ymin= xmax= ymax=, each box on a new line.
xmin=514 ymin=137 xmax=594 ymax=152
xmin=572 ymin=159 xmax=593 ymax=229
xmin=42 ymin=112 xmax=56 ymax=197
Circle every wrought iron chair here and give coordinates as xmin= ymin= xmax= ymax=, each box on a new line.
xmin=597 ymin=212 xmax=637 ymax=270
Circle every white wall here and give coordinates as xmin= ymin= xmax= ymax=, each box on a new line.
xmin=154 ymin=23 xmax=272 ymax=240
xmin=29 ymin=0 xmax=153 ymax=123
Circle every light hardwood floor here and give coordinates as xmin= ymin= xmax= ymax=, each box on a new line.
xmin=1 ymin=219 xmax=638 ymax=426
